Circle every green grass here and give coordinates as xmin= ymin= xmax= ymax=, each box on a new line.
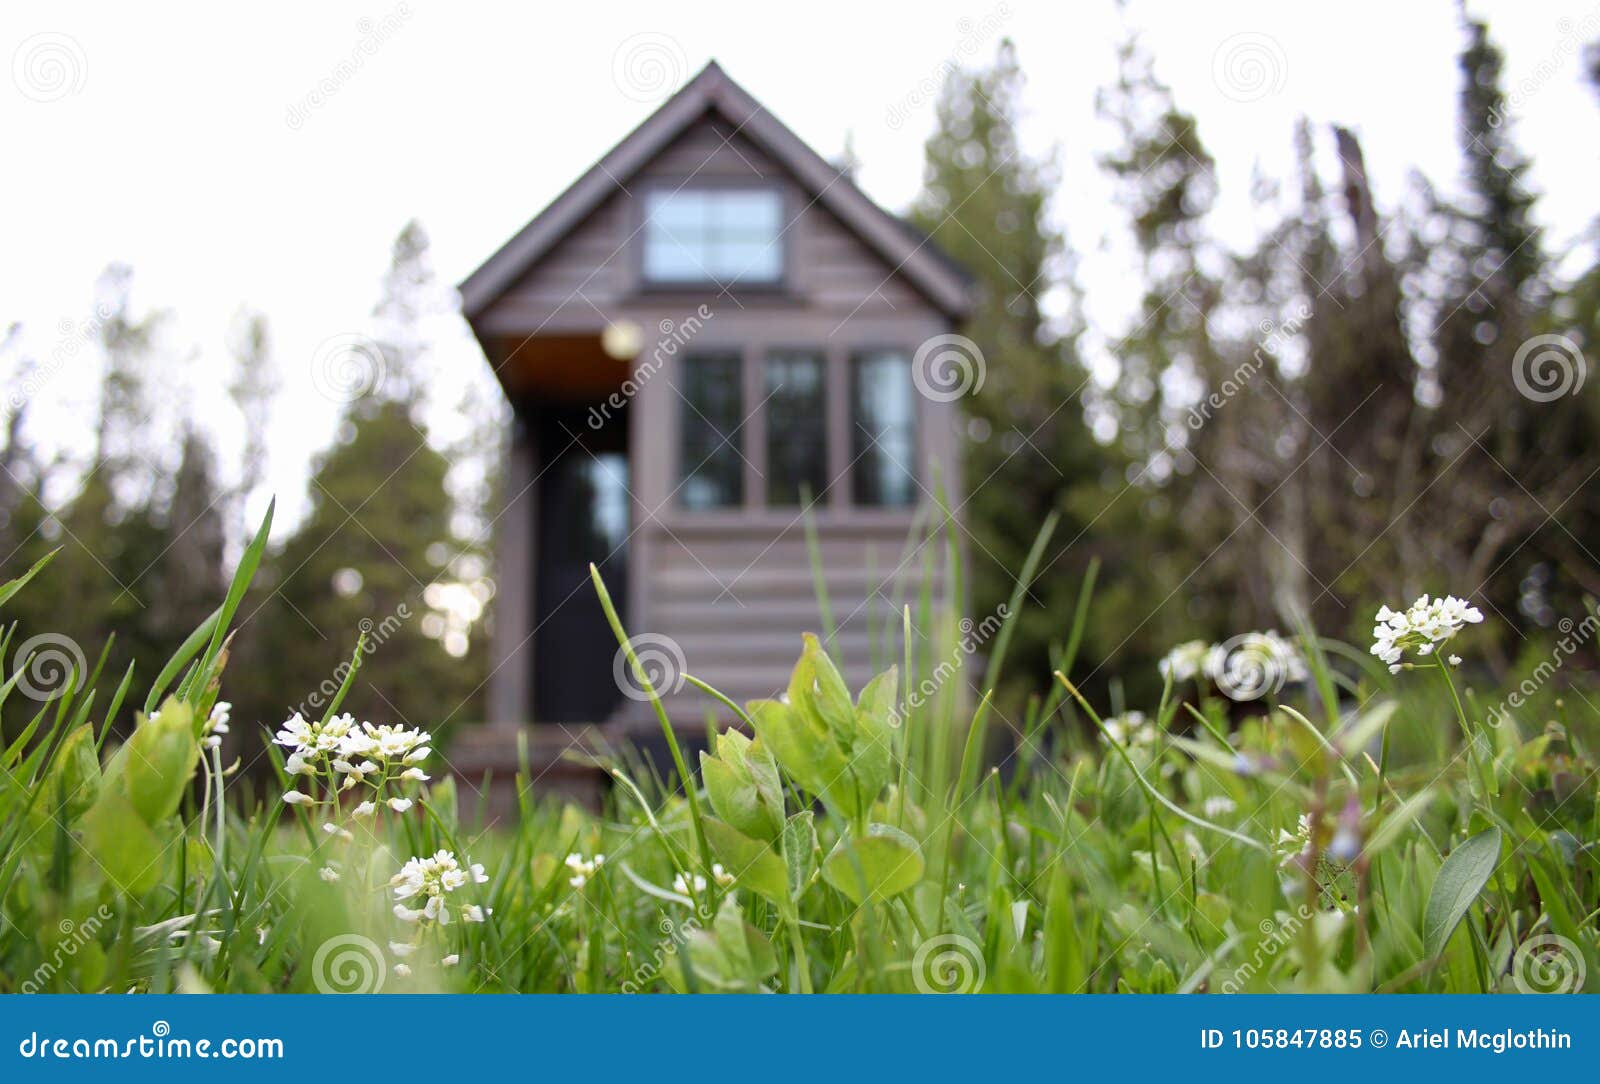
xmin=1 ymin=510 xmax=1597 ymax=994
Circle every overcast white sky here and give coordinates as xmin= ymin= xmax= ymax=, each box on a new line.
xmin=3 ymin=1 xmax=1598 ymax=530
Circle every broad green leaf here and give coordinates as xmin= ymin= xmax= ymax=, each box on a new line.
xmin=36 ymin=724 xmax=100 ymax=824
xmin=78 ymin=790 xmax=166 ymax=894
xmin=747 ymin=697 xmax=859 ymax=820
xmin=112 ymin=698 xmax=200 ymax=825
xmin=1423 ymin=826 xmax=1502 ymax=958
xmin=701 ymin=817 xmax=789 ymax=907
xmin=781 ymin=810 xmax=817 ymax=902
xmin=822 ymin=823 xmax=925 ymax=904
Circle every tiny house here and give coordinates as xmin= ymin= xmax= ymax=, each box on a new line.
xmin=458 ymin=61 xmax=970 ymax=772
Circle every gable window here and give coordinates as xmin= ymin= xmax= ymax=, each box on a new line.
xmin=851 ymin=350 xmax=917 ymax=508
xmin=679 ymin=353 xmax=745 ymax=509
xmin=765 ymin=350 xmax=827 ymax=505
xmin=644 ymin=188 xmax=784 ymax=285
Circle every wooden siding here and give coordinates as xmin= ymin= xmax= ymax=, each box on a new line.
xmin=475 ymin=110 xmax=966 ymax=733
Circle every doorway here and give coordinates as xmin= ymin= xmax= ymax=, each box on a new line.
xmin=531 ymin=404 xmax=630 ymax=723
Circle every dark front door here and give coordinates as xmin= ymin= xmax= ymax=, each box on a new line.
xmin=532 ymin=405 xmax=630 ymax=723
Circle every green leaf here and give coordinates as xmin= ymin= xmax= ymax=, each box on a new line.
xmin=110 ymin=698 xmax=200 ymax=825
xmin=78 ymin=790 xmax=167 ymax=894
xmin=747 ymin=697 xmax=859 ymax=820
xmin=822 ymin=823 xmax=925 ymax=904
xmin=1423 ymin=826 xmax=1502 ymax=958
xmin=701 ymin=817 xmax=789 ymax=907
xmin=781 ymin=810 xmax=817 ymax=903
xmin=0 ymin=549 xmax=57 ymax=610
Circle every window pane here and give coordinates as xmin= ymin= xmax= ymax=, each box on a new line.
xmin=644 ymin=189 xmax=783 ymax=284
xmin=765 ymin=351 xmax=827 ymax=505
xmin=851 ymin=351 xmax=917 ymax=508
xmin=679 ymin=354 xmax=744 ymax=509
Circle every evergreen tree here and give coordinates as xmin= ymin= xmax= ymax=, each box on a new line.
xmin=912 ymin=41 xmax=1130 ymax=707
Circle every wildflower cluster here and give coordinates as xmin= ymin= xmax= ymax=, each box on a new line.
xmin=673 ymin=863 xmax=736 ymax=897
xmin=1100 ymin=711 xmax=1157 ymax=748
xmin=202 ymin=701 xmax=231 ymax=751
xmin=1369 ymin=593 xmax=1482 ymax=673
xmin=564 ymin=852 xmax=605 ymax=889
xmin=1159 ymin=631 xmax=1308 ymax=699
xmin=388 ymin=850 xmax=490 ymax=977
xmin=275 ymin=711 xmax=431 ymax=814
xmin=390 ymin=849 xmax=489 ymax=926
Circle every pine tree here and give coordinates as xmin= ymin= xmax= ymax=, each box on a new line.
xmin=912 ymin=41 xmax=1129 ymax=705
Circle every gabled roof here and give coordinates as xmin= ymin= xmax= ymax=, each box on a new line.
xmin=458 ymin=60 xmax=972 ymax=322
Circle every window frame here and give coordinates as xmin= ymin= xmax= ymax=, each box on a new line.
xmin=669 ymin=344 xmax=923 ymax=520
xmin=847 ymin=347 xmax=921 ymax=510
xmin=674 ymin=351 xmax=748 ymax=513
xmin=636 ymin=180 xmax=791 ymax=293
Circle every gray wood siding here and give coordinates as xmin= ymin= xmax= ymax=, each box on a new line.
xmin=645 ymin=521 xmax=946 ymax=715
xmin=474 ymin=110 xmax=966 ymax=731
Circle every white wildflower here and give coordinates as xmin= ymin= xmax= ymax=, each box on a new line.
xmin=352 ymin=800 xmax=376 ymax=817
xmin=388 ymin=941 xmax=415 ymax=958
xmin=1100 ymin=711 xmax=1156 ymax=748
xmin=387 ymin=797 xmax=414 ymax=813
xmin=1202 ymin=796 xmax=1236 ymax=818
xmin=1158 ymin=640 xmax=1210 ymax=683
xmin=673 ymin=871 xmax=708 ymax=896
xmin=441 ymin=954 xmax=460 ymax=967
xmin=393 ymin=963 xmax=412 ymax=978
xmin=282 ymin=790 xmax=314 ymax=806
xmin=1370 ymin=594 xmax=1483 ymax=671
xmin=318 ymin=865 xmax=339 ymax=883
